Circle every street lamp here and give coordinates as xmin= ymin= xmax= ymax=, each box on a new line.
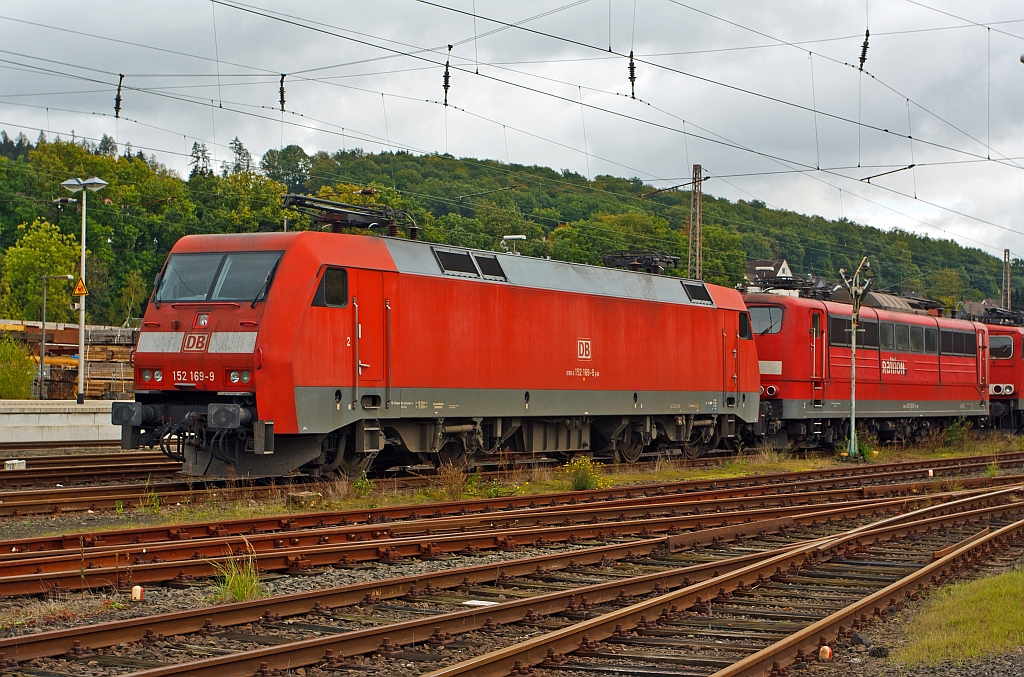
xmin=38 ymin=274 xmax=75 ymax=400
xmin=839 ymin=257 xmax=872 ymax=460
xmin=61 ymin=176 xmax=108 ymax=404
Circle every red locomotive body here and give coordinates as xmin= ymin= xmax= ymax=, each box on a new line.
xmin=114 ymin=231 xmax=761 ymax=476
xmin=983 ymin=324 xmax=1024 ymax=430
xmin=744 ymin=293 xmax=989 ymax=446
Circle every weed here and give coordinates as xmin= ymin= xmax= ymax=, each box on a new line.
xmin=352 ymin=471 xmax=375 ymax=499
xmin=985 ymin=461 xmax=1001 ymax=477
xmin=557 ymin=456 xmax=610 ymax=491
xmin=210 ymin=541 xmax=262 ymax=603
xmin=114 ymin=500 xmax=124 ymax=516
xmin=748 ymin=441 xmax=790 ymax=465
xmin=102 ymin=598 xmax=128 ymax=611
xmin=435 ymin=463 xmax=468 ymax=502
xmin=943 ymin=417 xmax=970 ymax=448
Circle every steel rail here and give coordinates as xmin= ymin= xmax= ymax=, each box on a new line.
xmin=2 ymin=482 xmax=1015 ymax=595
xmin=419 ymin=493 xmax=1024 ymax=677
xmin=0 ymin=527 xmax=784 ymax=663
xmin=0 ymin=449 xmax=1021 ymax=517
xmin=711 ymin=514 xmax=1024 ymax=677
xmin=6 ymin=471 xmax=1012 ymax=562
xmin=0 ymin=462 xmax=180 ymax=488
xmin=103 ymin=488 xmax=1024 ymax=677
xmin=5 ymin=458 xmax=1021 ymax=556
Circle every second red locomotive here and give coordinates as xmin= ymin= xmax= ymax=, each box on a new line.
xmin=745 ymin=291 xmax=989 ymax=447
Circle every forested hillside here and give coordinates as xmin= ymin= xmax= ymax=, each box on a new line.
xmin=0 ymin=129 xmax=1015 ymax=326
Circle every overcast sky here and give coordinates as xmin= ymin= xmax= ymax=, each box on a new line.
xmin=4 ymin=1 xmax=1024 ymax=261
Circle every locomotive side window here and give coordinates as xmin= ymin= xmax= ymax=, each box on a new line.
xmin=749 ymin=306 xmax=784 ymax=334
xmin=312 ymin=268 xmax=348 ymax=307
xmin=739 ymin=312 xmax=753 ymax=340
xmin=829 ymin=316 xmax=850 ymax=346
xmin=925 ymin=328 xmax=938 ymax=354
xmin=966 ymin=331 xmax=977 ymax=356
xmin=941 ymin=329 xmax=954 ymax=354
xmin=910 ymin=326 xmax=925 ymax=353
xmin=860 ymin=320 xmax=879 ymax=348
xmin=991 ymin=335 xmax=1014 ymax=360
xmin=895 ymin=325 xmax=910 ymax=352
xmin=953 ymin=331 xmax=966 ymax=355
xmin=880 ymin=323 xmax=894 ymax=350
xmin=474 ymin=255 xmax=507 ymax=280
xmin=434 ymin=249 xmax=480 ymax=277
xmin=682 ymin=282 xmax=715 ymax=305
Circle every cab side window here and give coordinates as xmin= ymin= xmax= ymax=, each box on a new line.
xmin=312 ymin=268 xmax=348 ymax=307
xmin=739 ymin=312 xmax=753 ymax=340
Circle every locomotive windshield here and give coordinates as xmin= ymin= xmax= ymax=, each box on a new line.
xmin=156 ymin=251 xmax=283 ymax=302
xmin=748 ymin=306 xmax=783 ymax=335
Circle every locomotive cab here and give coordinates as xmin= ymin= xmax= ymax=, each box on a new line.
xmin=112 ymin=236 xmax=290 ymax=474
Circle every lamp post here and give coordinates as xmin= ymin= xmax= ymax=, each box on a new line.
xmin=60 ymin=177 xmax=108 ymax=404
xmin=840 ymin=257 xmax=872 ymax=460
xmin=38 ymin=274 xmax=75 ymax=400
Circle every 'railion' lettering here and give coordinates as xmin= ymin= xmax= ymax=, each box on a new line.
xmin=882 ymin=358 xmax=907 ymax=376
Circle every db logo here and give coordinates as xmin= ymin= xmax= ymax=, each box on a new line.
xmin=182 ymin=333 xmax=210 ymax=352
xmin=577 ymin=338 xmax=592 ymax=361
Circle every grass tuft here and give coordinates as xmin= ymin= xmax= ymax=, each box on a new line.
xmin=894 ymin=568 xmax=1024 ymax=665
xmin=435 ymin=463 xmax=468 ymax=502
xmin=210 ymin=541 xmax=262 ymax=603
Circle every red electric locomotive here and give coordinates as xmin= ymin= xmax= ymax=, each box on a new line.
xmin=744 ymin=292 xmax=989 ymax=447
xmin=112 ymin=199 xmax=761 ymax=477
xmin=973 ymin=308 xmax=1024 ymax=431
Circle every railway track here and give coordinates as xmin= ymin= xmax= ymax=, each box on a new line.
xmin=0 ymin=452 xmax=180 ymax=489
xmin=0 ymin=475 xmax=1008 ymax=596
xmin=1 ymin=448 xmax=1023 ymax=518
xmin=2 ymin=485 xmax=1020 ymax=676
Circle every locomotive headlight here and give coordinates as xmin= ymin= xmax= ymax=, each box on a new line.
xmin=241 ymin=371 xmax=251 ymax=384
xmin=154 ymin=370 xmax=163 ymax=382
xmin=230 ymin=371 xmax=240 ymax=383
xmin=141 ymin=369 xmax=152 ymax=382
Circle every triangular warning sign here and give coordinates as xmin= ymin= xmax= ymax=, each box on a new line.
xmin=72 ymin=277 xmax=88 ymax=296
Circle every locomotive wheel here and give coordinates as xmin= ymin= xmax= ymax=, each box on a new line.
xmin=434 ymin=440 xmax=469 ymax=469
xmin=332 ymin=446 xmax=376 ymax=479
xmin=616 ymin=434 xmax=644 ymax=463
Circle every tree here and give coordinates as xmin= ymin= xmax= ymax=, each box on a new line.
xmin=0 ymin=335 xmax=34 ymax=399
xmin=228 ymin=137 xmax=254 ymax=174
xmin=260 ymin=145 xmax=310 ymax=192
xmin=189 ymin=142 xmax=212 ymax=178
xmin=97 ymin=134 xmax=118 ymax=157
xmin=0 ymin=219 xmax=80 ymax=322
xmin=113 ymin=269 xmax=147 ymax=326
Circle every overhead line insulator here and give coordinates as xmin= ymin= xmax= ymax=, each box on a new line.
xmin=114 ymin=74 xmax=124 ymax=119
xmin=443 ymin=44 xmax=452 ymax=106
xmin=859 ymin=29 xmax=870 ymax=71
xmin=628 ymin=50 xmax=637 ymax=99
xmin=279 ymin=74 xmax=286 ymax=112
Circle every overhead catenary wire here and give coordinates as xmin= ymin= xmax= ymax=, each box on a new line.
xmin=4 ymin=1 xmax=1019 ymax=261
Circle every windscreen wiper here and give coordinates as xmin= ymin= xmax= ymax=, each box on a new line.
xmin=251 ymin=259 xmax=281 ymax=308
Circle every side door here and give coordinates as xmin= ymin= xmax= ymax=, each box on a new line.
xmin=810 ymin=309 xmax=825 ymax=403
xmin=351 ymin=269 xmax=386 ymax=395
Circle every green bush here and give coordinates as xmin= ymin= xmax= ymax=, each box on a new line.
xmin=0 ymin=335 xmax=34 ymax=399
